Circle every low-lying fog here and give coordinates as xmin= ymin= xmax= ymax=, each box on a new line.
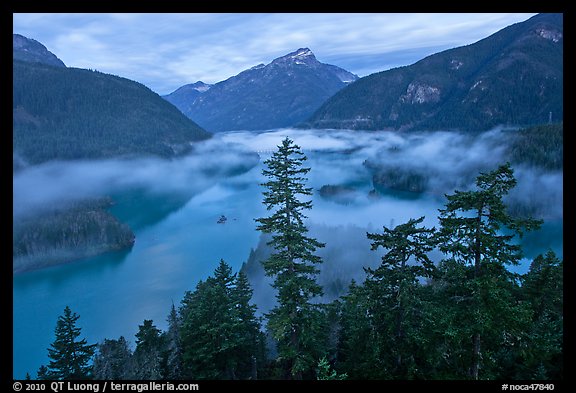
xmin=221 ymin=127 xmax=563 ymax=220
xmin=13 ymin=127 xmax=563 ymax=378
xmin=13 ymin=140 xmax=259 ymax=219
xmin=226 ymin=128 xmax=562 ymax=311
xmin=14 ymin=127 xmax=562 ymax=223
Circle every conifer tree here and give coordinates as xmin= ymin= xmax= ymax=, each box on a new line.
xmin=255 ymin=137 xmax=325 ymax=379
xmin=365 ymin=216 xmax=436 ymax=378
xmin=36 ymin=365 xmax=49 ymax=380
xmin=232 ymin=271 xmax=265 ymax=379
xmin=435 ymin=163 xmax=542 ymax=379
xmin=45 ymin=306 xmax=96 ymax=380
xmin=164 ymin=303 xmax=184 ymax=379
xmin=92 ymin=336 xmax=132 ymax=380
xmin=316 ymin=356 xmax=347 ymax=380
xmin=517 ymin=251 xmax=563 ymax=379
xmin=180 ymin=260 xmax=262 ymax=379
xmin=336 ymin=280 xmax=380 ymax=379
xmin=131 ymin=320 xmax=165 ymax=380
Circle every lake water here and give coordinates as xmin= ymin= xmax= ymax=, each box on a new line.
xmin=13 ymin=129 xmax=563 ymax=379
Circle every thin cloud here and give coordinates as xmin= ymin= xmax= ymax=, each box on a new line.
xmin=13 ymin=13 xmax=536 ymax=95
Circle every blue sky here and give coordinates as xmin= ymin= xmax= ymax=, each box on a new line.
xmin=13 ymin=13 xmax=537 ymax=95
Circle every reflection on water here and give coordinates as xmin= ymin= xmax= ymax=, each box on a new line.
xmin=13 ymin=129 xmax=563 ymax=379
xmin=13 ymin=248 xmax=131 ymax=290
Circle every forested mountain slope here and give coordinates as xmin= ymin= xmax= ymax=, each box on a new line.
xmin=303 ymin=13 xmax=563 ymax=131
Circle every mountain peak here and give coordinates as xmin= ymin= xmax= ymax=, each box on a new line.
xmin=164 ymin=47 xmax=358 ymax=132
xmin=291 ymin=48 xmax=314 ymax=58
xmin=189 ymin=81 xmax=212 ymax=92
xmin=13 ymin=34 xmax=66 ymax=68
xmin=273 ymin=48 xmax=318 ymax=65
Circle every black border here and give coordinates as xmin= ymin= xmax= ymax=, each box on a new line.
xmin=7 ymin=2 xmax=572 ymax=391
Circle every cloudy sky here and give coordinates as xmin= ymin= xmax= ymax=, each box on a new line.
xmin=13 ymin=13 xmax=537 ymax=95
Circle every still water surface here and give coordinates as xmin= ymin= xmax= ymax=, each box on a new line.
xmin=13 ymin=129 xmax=562 ymax=378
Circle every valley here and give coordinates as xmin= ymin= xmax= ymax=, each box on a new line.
xmin=12 ymin=12 xmax=563 ymax=381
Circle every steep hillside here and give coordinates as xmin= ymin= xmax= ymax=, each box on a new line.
xmin=13 ymin=34 xmax=212 ymax=272
xmin=304 ymin=13 xmax=563 ymax=131
xmin=13 ymin=60 xmax=211 ymax=166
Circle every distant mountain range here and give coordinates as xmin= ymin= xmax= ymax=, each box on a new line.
xmin=164 ymin=81 xmax=213 ymax=112
xmin=164 ymin=48 xmax=358 ymax=132
xmin=302 ymin=13 xmax=563 ymax=131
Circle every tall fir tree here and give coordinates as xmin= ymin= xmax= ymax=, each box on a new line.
xmin=365 ymin=216 xmax=437 ymax=378
xmin=255 ymin=137 xmax=325 ymax=379
xmin=44 ymin=306 xmax=96 ymax=380
xmin=435 ymin=163 xmax=542 ymax=379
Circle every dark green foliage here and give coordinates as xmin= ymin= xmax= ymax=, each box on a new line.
xmin=164 ymin=304 xmax=184 ymax=380
xmin=435 ymin=163 xmax=542 ymax=379
xmin=44 ymin=306 xmax=96 ymax=380
xmin=508 ymin=123 xmax=563 ymax=170
xmin=35 ymin=162 xmax=562 ymax=381
xmin=364 ymin=217 xmax=437 ymax=378
xmin=255 ymin=138 xmax=326 ymax=379
xmin=92 ymin=337 xmax=132 ymax=380
xmin=130 ymin=320 xmax=166 ymax=380
xmin=336 ymin=280 xmax=381 ymax=379
xmin=13 ymin=60 xmax=210 ymax=165
xmin=36 ymin=365 xmax=49 ymax=380
xmin=427 ymin=258 xmax=533 ymax=379
xmin=317 ymin=356 xmax=347 ymax=380
xmin=514 ymin=251 xmax=563 ymax=379
xmin=233 ymin=271 xmax=267 ymax=379
xmin=337 ymin=218 xmax=437 ymax=379
xmin=438 ymin=163 xmax=542 ymax=272
xmin=334 ymin=163 xmax=560 ymax=380
xmin=179 ymin=260 xmax=263 ymax=379
xmin=370 ymin=166 xmax=429 ymax=194
xmin=304 ymin=13 xmax=562 ymax=131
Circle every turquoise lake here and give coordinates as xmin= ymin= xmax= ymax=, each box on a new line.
xmin=13 ymin=129 xmax=563 ymax=379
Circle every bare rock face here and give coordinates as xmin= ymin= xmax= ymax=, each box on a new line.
xmin=400 ymin=83 xmax=441 ymax=104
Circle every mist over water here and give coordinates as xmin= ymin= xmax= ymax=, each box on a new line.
xmin=13 ymin=128 xmax=562 ymax=378
xmin=13 ymin=138 xmax=259 ymax=220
